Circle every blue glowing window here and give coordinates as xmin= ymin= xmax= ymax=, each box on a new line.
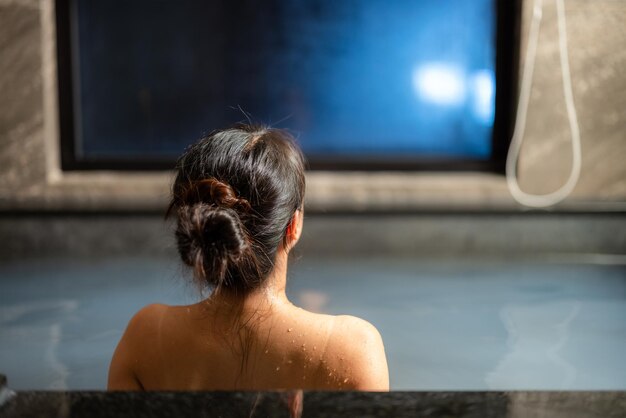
xmin=57 ymin=0 xmax=518 ymax=170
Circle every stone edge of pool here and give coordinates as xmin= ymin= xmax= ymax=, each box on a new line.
xmin=1 ymin=390 xmax=625 ymax=418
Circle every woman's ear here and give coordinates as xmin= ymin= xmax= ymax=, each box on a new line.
xmin=285 ymin=209 xmax=304 ymax=252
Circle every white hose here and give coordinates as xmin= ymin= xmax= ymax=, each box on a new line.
xmin=505 ymin=0 xmax=582 ymax=208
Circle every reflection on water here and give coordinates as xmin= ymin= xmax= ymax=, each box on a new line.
xmin=46 ymin=323 xmax=69 ymax=389
xmin=0 ymin=300 xmax=77 ymax=390
xmin=486 ymin=301 xmax=581 ymax=389
xmin=0 ymin=257 xmax=625 ymax=390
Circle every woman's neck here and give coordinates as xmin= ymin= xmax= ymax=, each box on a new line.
xmin=203 ymin=248 xmax=292 ymax=316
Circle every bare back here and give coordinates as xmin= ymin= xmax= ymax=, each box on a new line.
xmin=108 ymin=300 xmax=389 ymax=391
xmin=128 ymin=125 xmax=390 ymax=391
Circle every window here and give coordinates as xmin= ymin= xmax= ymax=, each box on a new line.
xmin=56 ymin=0 xmax=519 ymax=171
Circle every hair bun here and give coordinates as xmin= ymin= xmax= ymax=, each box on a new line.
xmin=182 ymin=178 xmax=252 ymax=213
xmin=168 ymin=125 xmax=306 ymax=293
xmin=175 ymin=203 xmax=249 ymax=287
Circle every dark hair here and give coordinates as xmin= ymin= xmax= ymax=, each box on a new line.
xmin=167 ymin=124 xmax=306 ymax=294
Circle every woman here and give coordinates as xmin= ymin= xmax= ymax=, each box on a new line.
xmin=108 ymin=124 xmax=389 ymax=391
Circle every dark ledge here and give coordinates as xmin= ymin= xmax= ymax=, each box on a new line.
xmin=0 ymin=391 xmax=625 ymax=418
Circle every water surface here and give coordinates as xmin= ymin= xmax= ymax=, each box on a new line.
xmin=0 ymin=256 xmax=624 ymax=390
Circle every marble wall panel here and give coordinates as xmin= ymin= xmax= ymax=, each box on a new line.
xmin=0 ymin=0 xmax=47 ymax=195
xmin=516 ymin=0 xmax=626 ymax=199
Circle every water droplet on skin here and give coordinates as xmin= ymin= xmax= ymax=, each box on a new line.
xmin=288 ymin=328 xmax=293 ymax=332
xmin=343 ymin=378 xmax=349 ymax=383
xmin=313 ymin=346 xmax=316 ymax=351
xmin=328 ymin=373 xmax=333 ymax=377
xmin=265 ymin=350 xmax=269 ymax=354
xmin=276 ymin=367 xmax=280 ymax=371
xmin=292 ymin=340 xmax=295 ymax=343
xmin=287 ymin=360 xmax=293 ymax=364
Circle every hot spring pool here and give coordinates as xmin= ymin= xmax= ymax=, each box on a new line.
xmin=0 ymin=255 xmax=625 ymax=390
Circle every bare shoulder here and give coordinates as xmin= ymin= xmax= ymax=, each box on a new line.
xmin=108 ymin=303 xmax=169 ymax=390
xmin=325 ymin=315 xmax=389 ymax=391
xmin=335 ymin=315 xmax=382 ymax=340
xmin=128 ymin=303 xmax=169 ymax=333
xmin=332 ymin=315 xmax=386 ymax=361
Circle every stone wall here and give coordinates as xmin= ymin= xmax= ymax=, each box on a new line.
xmin=1 ymin=213 xmax=624 ymax=260
xmin=0 ymin=0 xmax=624 ymax=212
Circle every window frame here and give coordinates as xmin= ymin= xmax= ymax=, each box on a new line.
xmin=55 ymin=0 xmax=521 ymax=173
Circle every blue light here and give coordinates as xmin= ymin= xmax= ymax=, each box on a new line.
xmin=412 ymin=63 xmax=466 ymax=106
xmin=470 ymin=70 xmax=495 ymax=124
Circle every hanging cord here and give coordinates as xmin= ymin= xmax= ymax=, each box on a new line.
xmin=506 ymin=0 xmax=582 ymax=208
